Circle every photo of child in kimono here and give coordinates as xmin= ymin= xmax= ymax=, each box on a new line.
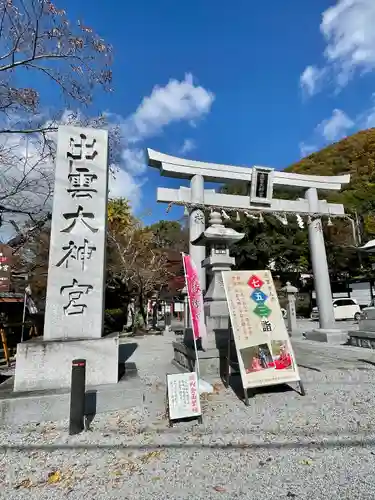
xmin=240 ymin=343 xmax=274 ymax=374
xmin=270 ymin=340 xmax=293 ymax=370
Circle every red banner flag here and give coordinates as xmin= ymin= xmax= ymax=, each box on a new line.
xmin=182 ymin=253 xmax=207 ymax=342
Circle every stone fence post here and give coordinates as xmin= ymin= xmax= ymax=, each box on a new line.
xmin=182 ymin=286 xmax=190 ymax=330
xmin=282 ymin=282 xmax=298 ymax=336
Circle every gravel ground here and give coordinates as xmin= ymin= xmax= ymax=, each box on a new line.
xmin=2 ymin=332 xmax=375 ymax=499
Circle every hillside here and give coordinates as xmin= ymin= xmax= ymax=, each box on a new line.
xmin=222 ymin=129 xmax=375 ymax=275
xmin=286 ymin=129 xmax=375 ymax=224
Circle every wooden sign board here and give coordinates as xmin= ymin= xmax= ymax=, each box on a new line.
xmin=222 ymin=270 xmax=301 ymax=392
xmin=166 ymin=372 xmax=202 ymax=424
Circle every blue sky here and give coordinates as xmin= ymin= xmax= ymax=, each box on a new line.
xmin=12 ymin=0 xmax=375 ymax=227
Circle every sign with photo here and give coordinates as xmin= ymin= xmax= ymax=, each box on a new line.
xmin=166 ymin=372 xmax=202 ymax=421
xmin=222 ymin=270 xmax=300 ymax=390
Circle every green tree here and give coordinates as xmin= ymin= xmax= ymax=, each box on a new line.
xmin=220 ymin=173 xmax=366 ymax=277
xmin=148 ymin=220 xmax=188 ymax=252
xmin=220 ymin=182 xmax=310 ymax=272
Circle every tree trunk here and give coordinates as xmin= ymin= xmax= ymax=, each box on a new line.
xmin=139 ymin=292 xmax=147 ymax=325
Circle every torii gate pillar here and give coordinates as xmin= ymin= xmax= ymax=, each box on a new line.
xmin=189 ymin=174 xmax=206 ymax=291
xmin=306 ymin=187 xmax=335 ymax=330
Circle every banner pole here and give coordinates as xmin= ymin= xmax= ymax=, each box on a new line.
xmin=192 ymin=330 xmax=201 ymax=379
xmin=181 ymin=253 xmax=201 ymax=378
xmin=20 ymin=290 xmax=27 ymax=343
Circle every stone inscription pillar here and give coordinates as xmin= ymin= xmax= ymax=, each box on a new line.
xmin=189 ymin=174 xmax=206 ymax=291
xmin=305 ymin=187 xmax=335 ymax=330
xmin=44 ymin=126 xmax=109 ymax=340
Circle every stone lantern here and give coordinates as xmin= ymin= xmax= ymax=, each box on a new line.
xmin=171 ymin=210 xmax=244 ymax=376
xmin=191 ymin=211 xmax=245 ymax=351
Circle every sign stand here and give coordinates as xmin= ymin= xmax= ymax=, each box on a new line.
xmin=223 ymin=327 xmax=305 ymax=405
xmin=166 ymin=372 xmax=203 ymax=427
xmin=222 ymin=325 xmax=251 ymax=406
xmin=222 ymin=273 xmax=308 ymax=405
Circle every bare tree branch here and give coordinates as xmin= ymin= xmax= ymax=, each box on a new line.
xmin=0 ymin=0 xmax=115 ymax=240
xmin=0 ymin=127 xmax=57 ymax=134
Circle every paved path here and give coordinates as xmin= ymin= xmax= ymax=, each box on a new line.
xmin=2 ymin=328 xmax=375 ymax=499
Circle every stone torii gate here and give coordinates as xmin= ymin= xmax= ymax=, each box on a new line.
xmin=147 ymin=149 xmax=351 ymax=339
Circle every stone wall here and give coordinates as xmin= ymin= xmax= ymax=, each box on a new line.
xmin=348 ymin=331 xmax=375 ymax=349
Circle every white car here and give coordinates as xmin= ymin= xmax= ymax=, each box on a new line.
xmin=310 ymin=298 xmax=361 ymax=322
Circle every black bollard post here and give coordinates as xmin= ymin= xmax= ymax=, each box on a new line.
xmin=69 ymin=359 xmax=86 ymax=436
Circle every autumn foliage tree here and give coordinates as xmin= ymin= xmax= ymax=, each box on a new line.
xmin=107 ymin=199 xmax=171 ymax=322
xmin=287 ymin=128 xmax=375 ymax=241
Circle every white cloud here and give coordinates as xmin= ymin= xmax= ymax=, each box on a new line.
xmin=179 ymin=139 xmax=196 ymax=155
xmin=120 ymin=148 xmax=146 ymax=175
xmin=299 ymin=108 xmax=354 ymax=157
xmin=316 ymin=108 xmax=354 ymax=140
xmin=299 ymin=106 xmax=363 ymax=158
xmin=322 ymin=0 xmax=375 ymax=84
xmin=300 ymin=0 xmax=375 ymax=93
xmin=124 ymin=73 xmax=214 ymax=142
xmin=354 ymin=93 xmax=375 ymax=128
xmin=47 ymin=75 xmax=213 ymax=206
xmin=113 ymin=74 xmax=213 ymax=204
xmin=300 ymin=66 xmax=325 ymax=96
xmin=364 ymin=107 xmax=375 ymax=128
xmin=108 ymin=167 xmax=143 ymax=210
xmin=0 ymin=74 xmax=214 ymax=235
xmin=299 ymin=142 xmax=318 ymax=157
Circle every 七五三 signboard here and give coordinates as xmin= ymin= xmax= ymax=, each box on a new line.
xmin=222 ymin=270 xmax=300 ymax=390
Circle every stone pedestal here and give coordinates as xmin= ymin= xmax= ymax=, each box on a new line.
xmin=204 ymin=255 xmax=233 ymax=322
xmin=172 ymin=341 xmax=223 ymax=378
xmin=348 ymin=330 xmax=375 ymax=348
xmin=14 ymin=334 xmax=119 ymax=392
xmin=304 ymin=329 xmax=348 ymax=344
xmin=348 ymin=307 xmax=375 ymax=348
